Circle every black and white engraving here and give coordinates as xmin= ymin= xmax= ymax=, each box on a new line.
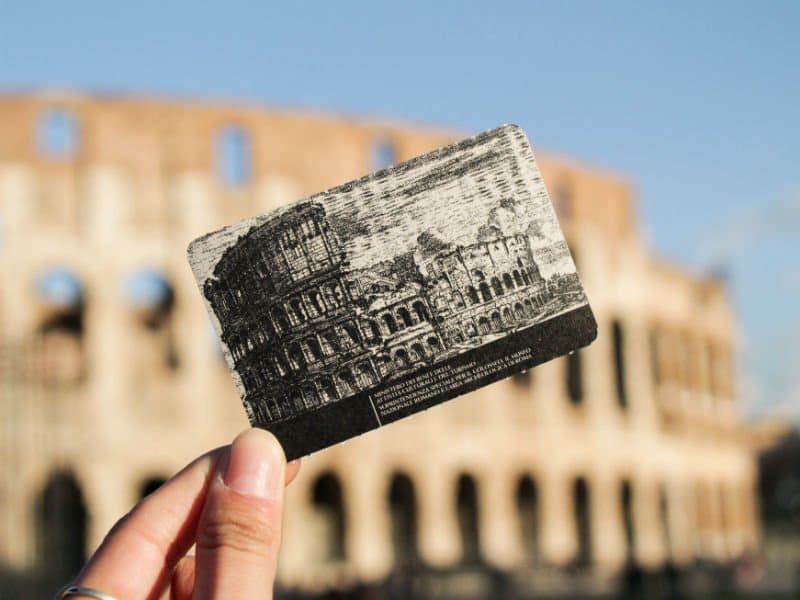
xmin=188 ymin=124 xmax=596 ymax=458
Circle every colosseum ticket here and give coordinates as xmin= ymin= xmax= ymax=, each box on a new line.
xmin=188 ymin=124 xmax=597 ymax=459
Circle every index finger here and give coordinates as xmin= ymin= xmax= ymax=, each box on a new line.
xmin=74 ymin=446 xmax=225 ymax=600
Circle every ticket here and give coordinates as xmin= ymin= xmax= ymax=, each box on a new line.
xmin=188 ymin=124 xmax=597 ymax=459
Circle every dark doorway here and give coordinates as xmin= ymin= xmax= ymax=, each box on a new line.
xmin=37 ymin=471 xmax=88 ymax=582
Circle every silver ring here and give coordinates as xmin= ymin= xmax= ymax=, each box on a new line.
xmin=59 ymin=585 xmax=119 ymax=600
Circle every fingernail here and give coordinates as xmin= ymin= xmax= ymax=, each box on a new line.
xmin=222 ymin=429 xmax=285 ymax=499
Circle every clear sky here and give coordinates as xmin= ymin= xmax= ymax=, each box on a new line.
xmin=1 ymin=1 xmax=797 ymax=420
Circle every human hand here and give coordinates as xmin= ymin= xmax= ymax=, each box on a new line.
xmin=60 ymin=429 xmax=301 ymax=600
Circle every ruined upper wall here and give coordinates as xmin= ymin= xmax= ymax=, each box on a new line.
xmin=0 ymin=92 xmax=637 ymax=240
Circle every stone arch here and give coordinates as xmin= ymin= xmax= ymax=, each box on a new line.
xmin=355 ymin=361 xmax=377 ymax=387
xmin=342 ymin=321 xmax=361 ymax=345
xmin=478 ymin=316 xmax=490 ymax=335
xmin=317 ymin=376 xmax=338 ymax=403
xmin=456 ymin=474 xmax=481 ymax=565
xmin=479 ymin=281 xmax=492 ymax=303
xmin=502 ymin=306 xmax=513 ymax=324
xmin=389 ymin=472 xmax=419 ymax=567
xmin=410 ymin=342 xmax=426 ymax=362
xmin=272 ymin=306 xmax=290 ymax=333
xmin=502 ymin=272 xmax=515 ymax=291
xmin=394 ymin=348 xmax=411 ymax=369
xmin=305 ymin=336 xmax=324 ymax=362
xmin=273 ymin=352 xmax=290 ymax=376
xmin=491 ymin=277 xmax=504 ymax=296
xmin=336 ymin=367 xmax=357 ymax=396
xmin=466 ymin=286 xmax=480 ymax=306
xmin=464 ymin=320 xmax=478 ymax=338
xmin=490 ymin=311 xmax=502 ymax=331
xmin=382 ymin=312 xmax=399 ymax=334
xmin=521 ymin=270 xmax=531 ymax=285
xmin=397 ymin=306 xmax=414 ymax=328
xmin=300 ymin=385 xmax=319 ymax=409
xmin=514 ymin=302 xmax=525 ymax=320
xmin=516 ymin=475 xmax=540 ymax=565
xmin=523 ymin=298 xmax=533 ymax=316
xmin=311 ymin=472 xmax=346 ymax=562
xmin=288 ymin=297 xmax=307 ymax=323
xmin=366 ymin=319 xmax=382 ymax=341
xmin=513 ymin=269 xmax=524 ymax=287
xmin=36 ymin=470 xmax=87 ymax=582
xmin=412 ymin=300 xmax=430 ymax=322
xmin=323 ymin=282 xmax=341 ymax=308
xmin=572 ymin=477 xmax=592 ymax=567
xmin=320 ymin=330 xmax=341 ymax=355
xmin=288 ymin=342 xmax=307 ymax=370
xmin=308 ymin=289 xmax=325 ymax=315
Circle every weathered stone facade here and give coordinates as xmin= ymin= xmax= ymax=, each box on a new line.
xmin=0 ymin=93 xmax=759 ymax=595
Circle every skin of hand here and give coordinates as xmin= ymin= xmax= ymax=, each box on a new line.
xmin=66 ymin=429 xmax=301 ymax=600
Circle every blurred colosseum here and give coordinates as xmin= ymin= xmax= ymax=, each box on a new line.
xmin=0 ymin=92 xmax=759 ymax=598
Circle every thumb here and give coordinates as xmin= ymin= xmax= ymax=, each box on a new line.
xmin=193 ymin=429 xmax=286 ymax=599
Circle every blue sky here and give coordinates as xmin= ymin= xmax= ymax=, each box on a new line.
xmin=1 ymin=1 xmax=797 ymax=420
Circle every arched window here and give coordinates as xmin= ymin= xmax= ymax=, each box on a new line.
xmin=514 ymin=302 xmax=525 ymax=320
xmin=382 ymin=313 xmax=398 ymax=334
xmin=491 ymin=277 xmax=504 ymax=296
xmin=427 ymin=336 xmax=441 ymax=353
xmin=397 ymin=306 xmax=414 ymax=328
xmin=612 ymin=320 xmax=628 ymax=410
xmin=567 ymin=350 xmax=583 ymax=405
xmin=311 ymin=472 xmax=346 ymax=562
xmin=389 ymin=473 xmax=418 ymax=567
xmin=490 ymin=311 xmax=502 ymax=331
xmin=367 ymin=319 xmax=382 ymax=341
xmin=516 ymin=476 xmax=540 ymax=564
xmin=288 ymin=343 xmax=307 ymax=370
xmin=306 ymin=337 xmax=324 ymax=362
xmin=37 ymin=108 xmax=80 ymax=159
xmin=308 ymin=290 xmax=325 ymax=315
xmin=318 ymin=376 xmax=338 ymax=402
xmin=342 ymin=322 xmax=361 ymax=345
xmin=572 ymin=477 xmax=591 ymax=567
xmin=355 ymin=361 xmax=377 ymax=387
xmin=215 ymin=126 xmax=251 ymax=187
xmin=36 ymin=268 xmax=86 ymax=385
xmin=466 ymin=286 xmax=480 ymax=305
xmin=479 ymin=282 xmax=492 ymax=303
xmin=336 ymin=368 xmax=357 ymax=396
xmin=412 ymin=301 xmax=429 ymax=322
xmin=124 ymin=269 xmax=175 ymax=330
xmin=513 ymin=270 xmax=524 ymax=287
xmin=272 ymin=307 xmax=290 ymax=333
xmin=621 ymin=480 xmax=635 ymax=563
xmin=394 ymin=349 xmax=411 ymax=369
xmin=503 ymin=273 xmax=515 ymax=291
xmin=289 ymin=298 xmax=307 ymax=323
xmin=37 ymin=471 xmax=87 ymax=582
xmin=456 ymin=475 xmax=481 ymax=565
